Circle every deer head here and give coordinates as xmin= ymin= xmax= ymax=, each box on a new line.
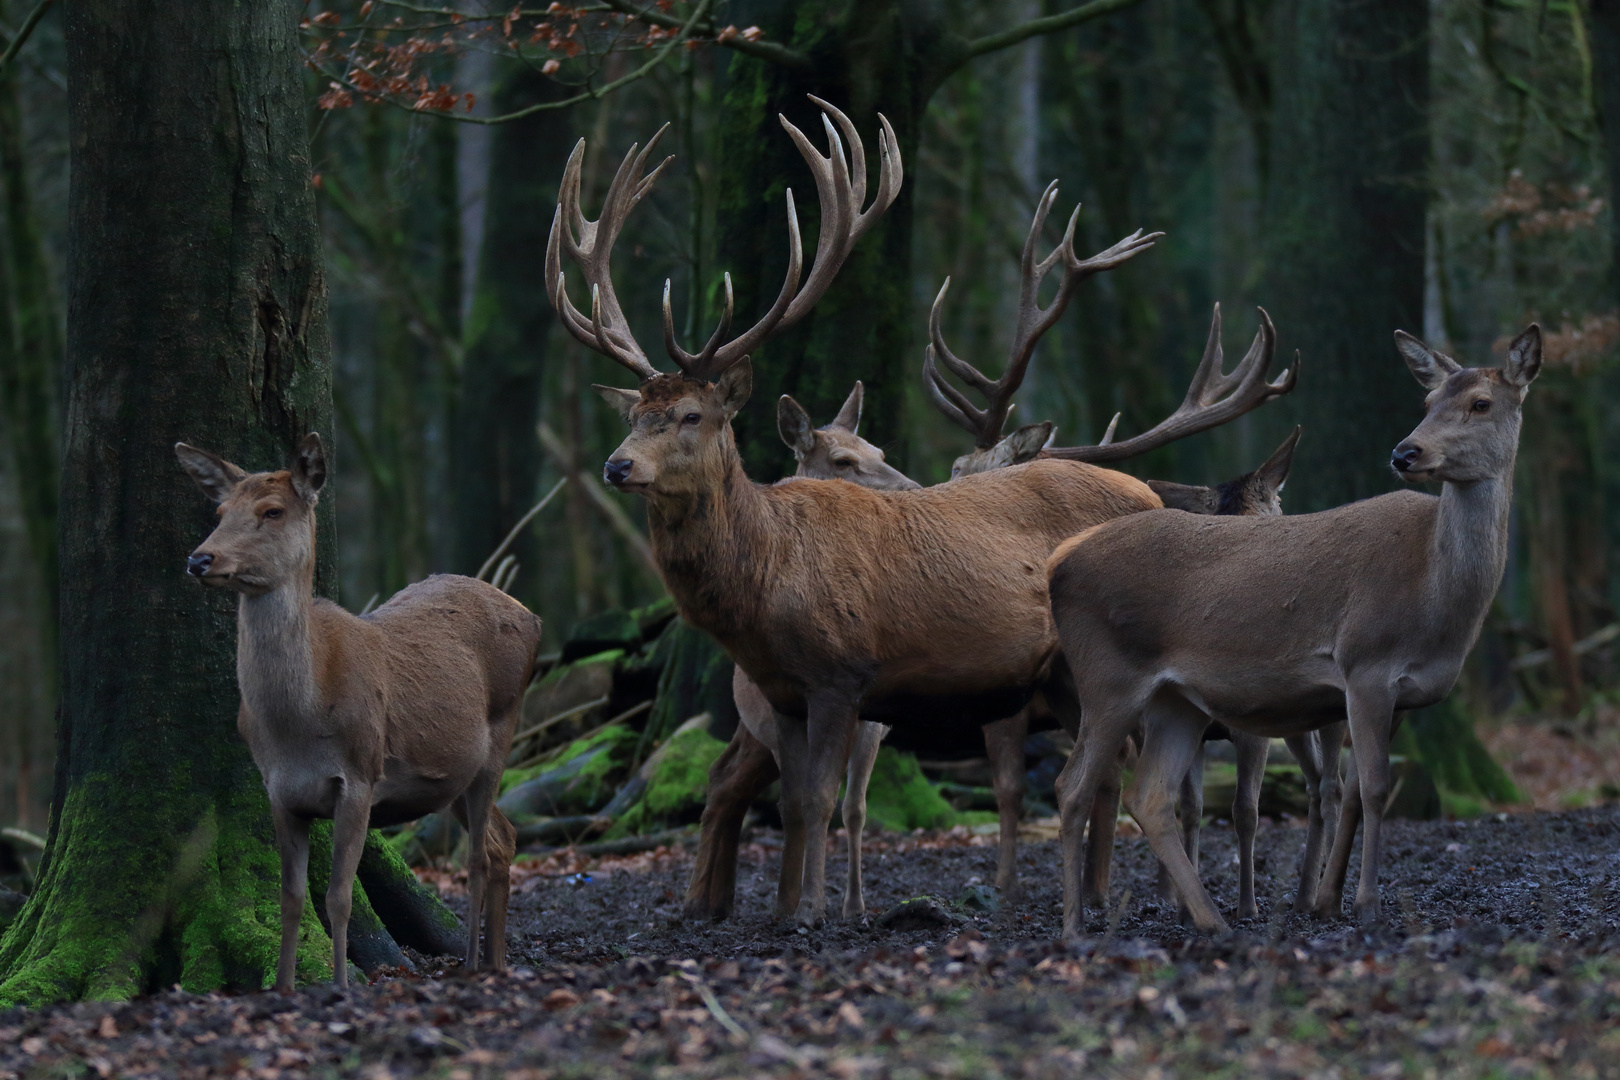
xmin=546 ymin=97 xmax=902 ymax=501
xmin=1391 ymin=325 xmax=1542 ymax=484
xmin=175 ymin=433 xmax=327 ymax=595
xmin=1147 ymin=426 xmax=1300 ymax=516
xmin=777 ymin=381 xmax=920 ymax=491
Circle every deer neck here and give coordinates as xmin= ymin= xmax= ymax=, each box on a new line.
xmin=643 ymin=456 xmax=773 ymax=640
xmin=1426 ymin=470 xmax=1513 ymax=639
xmin=235 ymin=562 xmax=320 ymax=735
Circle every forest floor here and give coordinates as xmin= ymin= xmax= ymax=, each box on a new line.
xmin=5 ymin=802 xmax=1620 ymax=1079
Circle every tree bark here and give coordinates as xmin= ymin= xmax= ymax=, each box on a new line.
xmin=451 ymin=69 xmax=571 ymax=597
xmin=1591 ymin=0 xmax=1620 ymax=316
xmin=0 ymin=0 xmax=448 ymax=1004
xmin=1262 ymin=0 xmax=1428 ymax=510
xmin=711 ymin=1 xmax=941 ymax=475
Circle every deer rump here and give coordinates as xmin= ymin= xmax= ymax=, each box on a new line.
xmin=707 ymin=458 xmax=1160 ymax=727
xmin=1050 ymin=490 xmax=1458 ymax=734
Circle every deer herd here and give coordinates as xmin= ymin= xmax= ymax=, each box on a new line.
xmin=176 ymin=98 xmax=1541 ymax=989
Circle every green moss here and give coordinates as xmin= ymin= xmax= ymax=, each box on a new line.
xmin=1396 ymin=697 xmax=1522 ymax=810
xmin=863 ymin=748 xmax=959 ymax=833
xmin=0 ymin=774 xmax=330 ymax=1007
xmin=500 ymin=723 xmax=638 ymax=799
xmin=604 ymin=725 xmax=729 ymax=839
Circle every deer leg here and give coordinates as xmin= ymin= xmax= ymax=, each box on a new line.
xmin=326 ymin=789 xmax=371 ymax=991
xmin=454 ymin=770 xmax=498 ymax=972
xmin=271 ymin=805 xmax=311 ymax=994
xmin=841 ymin=722 xmax=887 ymax=920
xmin=793 ymin=692 xmax=859 ymax=927
xmin=773 ymin=712 xmax=811 ymax=920
xmin=1082 ymin=742 xmax=1127 ymax=910
xmin=1286 ymin=731 xmax=1325 ymax=913
xmin=1314 ymin=738 xmax=1361 ymax=921
xmin=1057 ymin=713 xmax=1137 ymax=941
xmin=482 ymin=805 xmax=516 ymax=972
xmin=983 ymin=711 xmax=1028 ymax=901
xmin=1345 ymin=692 xmax=1395 ymax=927
xmin=1158 ymin=739 xmax=1204 ymax=907
xmin=1126 ymin=696 xmax=1228 ymax=934
xmin=1231 ymin=731 xmax=1269 ymax=921
xmin=684 ymin=721 xmax=780 ymax=921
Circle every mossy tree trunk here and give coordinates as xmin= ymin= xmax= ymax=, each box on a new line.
xmin=1261 ymin=0 xmax=1429 ymax=511
xmin=0 ymin=0 xmax=447 ymax=1006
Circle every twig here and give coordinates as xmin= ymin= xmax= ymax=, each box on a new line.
xmin=476 ymin=477 xmax=568 ymax=581
xmin=681 ymin=972 xmax=749 ymax=1042
xmin=1510 ymin=622 xmax=1619 ymax=671
xmin=0 ymin=0 xmax=54 ymax=75
xmin=510 ymin=695 xmax=610 ymax=747
xmin=1102 ymin=888 xmax=1131 ymax=947
xmin=537 ymin=422 xmax=661 ymax=579
xmin=320 ymin=0 xmax=717 ymax=126
xmin=508 ymin=699 xmax=654 ymax=771
xmin=1 ymin=826 xmax=44 ymax=850
xmin=359 ymin=593 xmax=381 ymax=616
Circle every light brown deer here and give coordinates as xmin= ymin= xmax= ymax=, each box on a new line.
xmin=551 ymin=99 xmax=1294 ymax=924
xmin=176 ymin=434 xmax=542 ymax=990
xmin=1047 ymin=327 xmax=1542 ymax=936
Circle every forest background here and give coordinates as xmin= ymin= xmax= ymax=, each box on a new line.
xmin=0 ymin=0 xmax=1614 ymax=844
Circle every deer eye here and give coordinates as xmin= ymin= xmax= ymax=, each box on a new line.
xmin=682 ymin=411 xmax=701 ymax=425
xmin=832 ymin=456 xmax=855 ymax=468
xmin=1471 ymin=399 xmax=1490 ymax=413
xmin=262 ymin=507 xmax=284 ymax=520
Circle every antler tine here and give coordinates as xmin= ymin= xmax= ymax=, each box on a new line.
xmin=1047 ymin=306 xmax=1295 ymax=464
xmin=544 ymin=128 xmax=673 ymax=381
xmin=923 ymin=345 xmax=989 ymax=437
xmin=662 ymin=273 xmax=735 ymax=370
xmin=927 ymin=279 xmax=998 ymax=394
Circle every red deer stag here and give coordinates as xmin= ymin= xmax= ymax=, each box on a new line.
xmin=551 ymin=98 xmax=1292 ymax=924
xmin=177 ymin=434 xmax=542 ymax=990
xmin=1047 ymin=327 xmax=1542 ymax=935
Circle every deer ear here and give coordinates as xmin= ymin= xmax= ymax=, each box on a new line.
xmin=291 ymin=432 xmax=326 ymax=504
xmin=1000 ymin=422 xmax=1054 ymax=465
xmin=175 ymin=443 xmax=247 ymax=503
xmin=830 ymin=381 xmax=864 ymax=433
xmin=777 ymin=395 xmax=816 ymax=457
xmin=1255 ymin=425 xmax=1300 ymax=495
xmin=1146 ymin=479 xmax=1217 ymax=514
xmin=1503 ymin=324 xmax=1543 ymax=388
xmin=715 ymin=358 xmax=753 ymax=418
xmin=593 ymin=384 xmax=642 ymax=422
xmin=1395 ymin=330 xmax=1462 ymax=390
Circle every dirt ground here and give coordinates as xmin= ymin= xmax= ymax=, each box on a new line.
xmin=5 ymin=804 xmax=1620 ymax=1079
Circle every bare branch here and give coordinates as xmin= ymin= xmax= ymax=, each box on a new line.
xmin=0 ymin=0 xmax=55 ymax=75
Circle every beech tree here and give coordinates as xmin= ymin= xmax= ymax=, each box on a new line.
xmin=0 ymin=0 xmax=456 ymax=1003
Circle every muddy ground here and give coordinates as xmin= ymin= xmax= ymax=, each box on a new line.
xmin=6 ymin=806 xmax=1620 ymax=1079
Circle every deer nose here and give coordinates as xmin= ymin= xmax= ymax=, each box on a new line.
xmin=603 ymin=458 xmax=633 ymax=486
xmin=1391 ymin=441 xmax=1423 ymax=472
xmin=187 ymin=552 xmax=214 ymax=576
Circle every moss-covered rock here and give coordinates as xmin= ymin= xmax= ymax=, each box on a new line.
xmin=864 ymin=748 xmax=959 ymax=833
xmin=1396 ymin=697 xmax=1521 ymax=814
xmin=604 ymin=722 xmax=729 ymax=839
xmin=499 ymin=725 xmax=638 ymax=816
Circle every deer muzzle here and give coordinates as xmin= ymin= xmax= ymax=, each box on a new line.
xmin=187 ymin=552 xmax=215 ymax=576
xmin=603 ymin=458 xmax=634 ymax=487
xmin=1390 ymin=440 xmax=1423 ymax=473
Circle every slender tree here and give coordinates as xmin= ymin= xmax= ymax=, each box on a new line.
xmin=451 ymin=69 xmax=571 ymax=597
xmin=0 ymin=0 xmax=452 ymax=1004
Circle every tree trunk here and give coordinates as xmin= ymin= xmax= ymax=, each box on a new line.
xmin=1592 ymin=0 xmax=1620 ymax=317
xmin=712 ymin=1 xmax=932 ymax=475
xmin=451 ymin=69 xmax=570 ymax=598
xmin=1262 ymin=0 xmax=1428 ymax=510
xmin=0 ymin=0 xmax=447 ymax=1004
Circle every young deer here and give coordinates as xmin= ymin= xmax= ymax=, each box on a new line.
xmin=1047 ymin=327 xmax=1542 ymax=935
xmin=176 ymin=435 xmax=542 ymax=990
xmin=555 ymin=100 xmax=1291 ymax=924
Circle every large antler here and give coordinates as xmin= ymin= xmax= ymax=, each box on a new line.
xmin=1045 ymin=305 xmax=1298 ymax=464
xmin=923 ymin=181 xmax=1162 ymax=448
xmin=547 ymin=97 xmax=903 ymax=383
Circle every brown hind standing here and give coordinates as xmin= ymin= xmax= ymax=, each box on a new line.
xmin=176 ymin=434 xmax=542 ymax=990
xmin=550 ymin=98 xmax=1293 ymax=924
xmin=1047 ymin=327 xmax=1542 ymax=936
